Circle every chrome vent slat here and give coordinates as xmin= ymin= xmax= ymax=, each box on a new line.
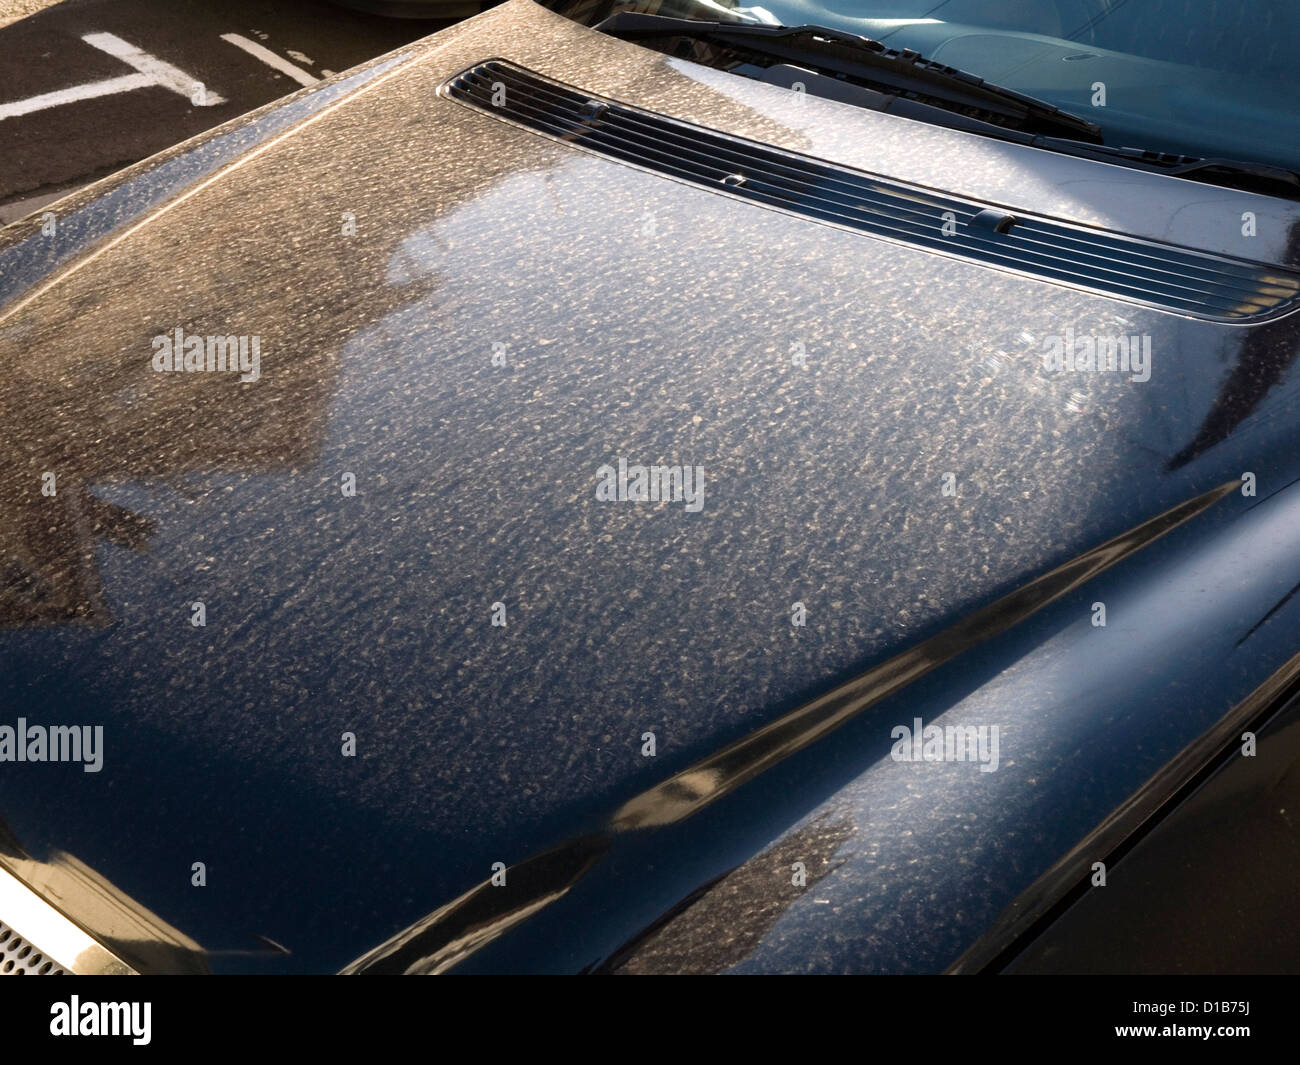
xmin=726 ymin=183 xmax=1243 ymax=314
xmin=451 ymin=75 xmax=1242 ymax=314
xmin=460 ymin=70 xmax=973 ymax=214
xmin=458 ymin=75 xmax=1269 ymax=313
xmin=444 ymin=61 xmax=1300 ymax=322
xmin=461 ymin=66 xmax=1278 ymax=305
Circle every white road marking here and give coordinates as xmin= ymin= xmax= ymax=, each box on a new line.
xmin=0 ymin=73 xmax=150 ymax=121
xmin=286 ymin=50 xmax=314 ymax=66
xmin=220 ymin=34 xmax=320 ymax=87
xmin=82 ymin=32 xmax=226 ymax=104
xmin=0 ymin=54 xmax=413 ymax=325
xmin=0 ymin=32 xmax=225 ymax=122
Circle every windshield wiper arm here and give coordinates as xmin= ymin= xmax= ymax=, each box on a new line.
xmin=1029 ymin=138 xmax=1300 ymax=199
xmin=595 ymin=12 xmax=1103 ymax=142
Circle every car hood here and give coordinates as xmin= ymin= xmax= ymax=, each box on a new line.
xmin=3 ymin=0 xmax=1300 ymax=973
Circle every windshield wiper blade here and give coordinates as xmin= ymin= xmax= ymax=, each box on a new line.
xmin=1030 ymin=137 xmax=1300 ymax=199
xmin=595 ymin=12 xmax=1103 ymax=142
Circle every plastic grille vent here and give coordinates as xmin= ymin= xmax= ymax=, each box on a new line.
xmin=0 ymin=921 xmax=66 ymax=975
xmin=443 ymin=60 xmax=1300 ymax=322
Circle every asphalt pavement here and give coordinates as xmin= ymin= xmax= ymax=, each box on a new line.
xmin=0 ymin=0 xmax=454 ymax=223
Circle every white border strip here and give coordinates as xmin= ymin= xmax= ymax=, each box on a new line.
xmin=221 ymin=34 xmax=320 ymax=87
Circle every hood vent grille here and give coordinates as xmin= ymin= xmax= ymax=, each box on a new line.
xmin=0 ymin=922 xmax=67 ymax=975
xmin=443 ymin=60 xmax=1300 ymax=322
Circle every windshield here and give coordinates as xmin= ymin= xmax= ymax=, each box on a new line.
xmin=544 ymin=0 xmax=1300 ymax=174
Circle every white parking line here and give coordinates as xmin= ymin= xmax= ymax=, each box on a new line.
xmin=82 ymin=32 xmax=226 ymax=103
xmin=0 ymin=73 xmax=151 ymax=121
xmin=0 ymin=53 xmax=413 ymax=325
xmin=220 ymin=34 xmax=319 ymax=87
xmin=0 ymin=32 xmax=225 ymax=122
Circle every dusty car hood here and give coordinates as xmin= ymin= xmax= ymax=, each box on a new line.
xmin=3 ymin=0 xmax=1300 ymax=973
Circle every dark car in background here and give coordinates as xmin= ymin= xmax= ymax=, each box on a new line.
xmin=2 ymin=0 xmax=1300 ymax=975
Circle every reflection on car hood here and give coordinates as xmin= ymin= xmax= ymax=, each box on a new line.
xmin=3 ymin=0 xmax=1300 ymax=973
